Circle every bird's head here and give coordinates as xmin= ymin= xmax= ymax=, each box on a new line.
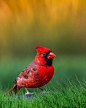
xmin=34 ymin=46 xmax=56 ymax=66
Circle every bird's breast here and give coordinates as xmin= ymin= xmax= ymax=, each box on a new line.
xmin=35 ymin=65 xmax=54 ymax=87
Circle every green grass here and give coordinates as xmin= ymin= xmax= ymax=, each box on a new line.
xmin=0 ymin=79 xmax=86 ymax=108
xmin=0 ymin=56 xmax=86 ymax=107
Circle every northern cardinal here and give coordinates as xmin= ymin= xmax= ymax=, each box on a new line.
xmin=6 ymin=46 xmax=56 ymax=95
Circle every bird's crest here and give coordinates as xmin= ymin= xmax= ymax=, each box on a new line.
xmin=35 ymin=46 xmax=51 ymax=53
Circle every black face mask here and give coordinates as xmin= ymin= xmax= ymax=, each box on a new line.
xmin=42 ymin=51 xmax=53 ymax=66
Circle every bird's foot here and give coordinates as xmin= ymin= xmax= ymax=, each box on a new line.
xmin=25 ymin=92 xmax=35 ymax=95
xmin=40 ymin=90 xmax=47 ymax=94
xmin=38 ymin=87 xmax=46 ymax=94
xmin=42 ymin=90 xmax=46 ymax=93
xmin=25 ymin=88 xmax=35 ymax=95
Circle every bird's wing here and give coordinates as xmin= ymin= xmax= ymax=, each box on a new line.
xmin=13 ymin=62 xmax=38 ymax=84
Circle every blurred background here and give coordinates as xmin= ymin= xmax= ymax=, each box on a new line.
xmin=0 ymin=0 xmax=86 ymax=92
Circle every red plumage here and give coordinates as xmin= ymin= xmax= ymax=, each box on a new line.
xmin=6 ymin=46 xmax=56 ymax=95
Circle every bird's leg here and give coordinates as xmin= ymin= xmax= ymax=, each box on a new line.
xmin=38 ymin=87 xmax=46 ymax=93
xmin=25 ymin=88 xmax=35 ymax=95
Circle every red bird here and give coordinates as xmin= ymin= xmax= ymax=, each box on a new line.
xmin=6 ymin=46 xmax=56 ymax=95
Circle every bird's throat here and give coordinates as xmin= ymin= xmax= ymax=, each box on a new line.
xmin=45 ymin=58 xmax=53 ymax=66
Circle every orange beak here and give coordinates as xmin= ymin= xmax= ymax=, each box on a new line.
xmin=48 ymin=52 xmax=56 ymax=59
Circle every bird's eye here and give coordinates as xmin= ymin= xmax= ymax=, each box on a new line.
xmin=42 ymin=53 xmax=46 ymax=56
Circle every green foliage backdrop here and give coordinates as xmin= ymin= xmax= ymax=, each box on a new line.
xmin=0 ymin=0 xmax=86 ymax=58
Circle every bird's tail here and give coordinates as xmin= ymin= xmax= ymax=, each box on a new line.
xmin=6 ymin=84 xmax=21 ymax=95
